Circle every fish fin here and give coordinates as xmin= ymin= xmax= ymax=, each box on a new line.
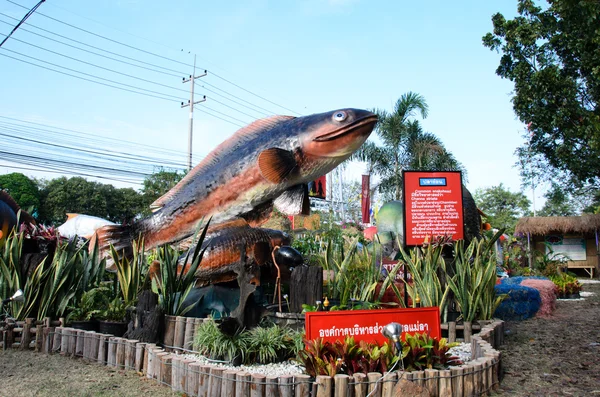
xmin=206 ymin=218 xmax=249 ymax=233
xmin=258 ymin=148 xmax=298 ymax=183
xmin=92 ymin=224 xmax=135 ymax=272
xmin=66 ymin=213 xmax=80 ymax=220
xmin=253 ymin=242 xmax=271 ymax=266
xmin=273 ymin=184 xmax=311 ymax=215
xmin=241 ymin=201 xmax=274 ymax=227
xmin=151 ymin=115 xmax=295 ymax=209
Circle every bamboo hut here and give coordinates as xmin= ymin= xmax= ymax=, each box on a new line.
xmin=515 ymin=214 xmax=600 ymax=278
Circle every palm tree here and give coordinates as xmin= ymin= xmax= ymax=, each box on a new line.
xmin=352 ymin=92 xmax=465 ymax=201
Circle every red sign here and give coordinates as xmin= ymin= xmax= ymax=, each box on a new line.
xmin=403 ymin=171 xmax=464 ymax=246
xmin=381 ymin=258 xmax=411 ymax=282
xmin=305 ymin=307 xmax=441 ymax=345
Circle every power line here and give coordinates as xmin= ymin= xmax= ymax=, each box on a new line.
xmin=0 ymin=163 xmax=144 ymax=185
xmin=0 ymin=18 xmax=182 ymax=78
xmin=4 ymin=1 xmax=302 ymax=116
xmin=200 ymin=80 xmax=279 ymax=116
xmin=194 ymin=106 xmax=245 ymax=128
xmin=6 ymin=0 xmax=195 ymax=69
xmin=0 ymin=0 xmax=44 ymax=48
xmin=5 ymin=35 xmax=190 ymax=95
xmin=0 ymin=49 xmax=184 ymax=102
xmin=210 ymin=71 xmax=302 ymax=115
xmin=0 ymin=12 xmax=187 ymax=76
xmin=197 ymin=82 xmax=271 ymax=117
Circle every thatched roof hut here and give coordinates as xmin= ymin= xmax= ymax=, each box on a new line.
xmin=515 ymin=214 xmax=600 ymax=235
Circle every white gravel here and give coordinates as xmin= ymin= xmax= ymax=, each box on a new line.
xmin=180 ymin=353 xmax=304 ymax=377
xmin=448 ymin=343 xmax=471 ymax=364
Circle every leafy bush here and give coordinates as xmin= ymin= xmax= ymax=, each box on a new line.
xmin=297 ymin=334 xmax=461 ymax=377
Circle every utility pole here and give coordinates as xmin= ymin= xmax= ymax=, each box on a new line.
xmin=181 ymin=55 xmax=206 ymax=171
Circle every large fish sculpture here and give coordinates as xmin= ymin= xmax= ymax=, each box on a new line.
xmin=0 ymin=190 xmax=36 ymax=246
xmin=95 ymin=108 xmax=377 ymax=258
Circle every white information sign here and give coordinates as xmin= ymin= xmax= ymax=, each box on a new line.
xmin=545 ymin=235 xmax=586 ymax=261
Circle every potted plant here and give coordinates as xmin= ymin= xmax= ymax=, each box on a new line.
xmin=66 ymin=288 xmax=105 ymax=331
xmin=98 ymin=296 xmax=128 ymax=337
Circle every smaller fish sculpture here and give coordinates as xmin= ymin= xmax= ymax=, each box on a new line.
xmin=0 ymin=190 xmax=36 ymax=246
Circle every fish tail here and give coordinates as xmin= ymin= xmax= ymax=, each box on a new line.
xmin=91 ymin=223 xmax=136 ymax=271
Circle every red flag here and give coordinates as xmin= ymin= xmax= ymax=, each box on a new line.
xmin=361 ymin=174 xmax=371 ymax=224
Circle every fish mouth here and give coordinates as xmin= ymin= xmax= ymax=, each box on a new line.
xmin=313 ymin=114 xmax=378 ymax=142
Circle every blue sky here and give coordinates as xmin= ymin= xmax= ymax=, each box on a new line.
xmin=0 ymin=0 xmax=538 ymax=205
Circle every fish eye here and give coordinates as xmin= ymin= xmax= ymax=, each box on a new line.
xmin=332 ymin=111 xmax=347 ymax=122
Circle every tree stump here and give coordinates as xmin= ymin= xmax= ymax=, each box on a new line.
xmin=290 ymin=265 xmax=322 ymax=313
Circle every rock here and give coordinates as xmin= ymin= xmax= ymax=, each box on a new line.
xmin=393 ymin=378 xmax=431 ymax=396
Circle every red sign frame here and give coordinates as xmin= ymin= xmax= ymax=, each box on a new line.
xmin=305 ymin=307 xmax=441 ymax=345
xmin=403 ymin=171 xmax=464 ymax=246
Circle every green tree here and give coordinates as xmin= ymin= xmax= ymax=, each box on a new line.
xmin=483 ymin=0 xmax=600 ymax=189
xmin=352 ymin=92 xmax=465 ymax=201
xmin=140 ymin=169 xmax=184 ymax=216
xmin=38 ymin=177 xmax=144 ymax=225
xmin=0 ymin=173 xmax=41 ymax=215
xmin=474 ymin=183 xmax=531 ymax=233
xmin=537 ymin=183 xmax=577 ymax=217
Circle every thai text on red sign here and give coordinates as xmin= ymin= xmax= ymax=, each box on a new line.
xmin=305 ymin=307 xmax=441 ymax=345
xmin=403 ymin=171 xmax=464 ymax=246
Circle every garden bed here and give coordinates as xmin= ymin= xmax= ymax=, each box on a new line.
xmin=36 ymin=318 xmax=504 ymax=397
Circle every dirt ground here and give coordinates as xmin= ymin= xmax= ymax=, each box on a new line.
xmin=0 ymin=281 xmax=598 ymax=396
xmin=0 ymin=350 xmax=181 ymax=397
xmin=495 ymin=280 xmax=600 ymax=396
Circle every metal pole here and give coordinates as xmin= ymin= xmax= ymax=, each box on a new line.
xmin=338 ymin=168 xmax=345 ymax=222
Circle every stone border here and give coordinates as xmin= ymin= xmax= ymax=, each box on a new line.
xmin=39 ymin=318 xmax=504 ymax=397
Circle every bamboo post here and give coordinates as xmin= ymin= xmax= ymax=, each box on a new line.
xmin=173 ymin=316 xmax=186 ymax=350
xmin=250 ymin=373 xmax=266 ymax=397
xmin=75 ymin=330 xmax=85 ymax=357
xmin=208 ymin=367 xmax=223 ymax=396
xmin=315 ymin=375 xmax=332 ymax=397
xmin=35 ymin=322 xmax=43 ymax=351
xmin=266 ymin=375 xmax=279 ymax=397
xmin=463 ymin=364 xmax=474 ymax=397
xmin=381 ymin=372 xmax=397 ymax=397
xmin=236 ymin=371 xmax=251 ymax=397
xmin=279 ymin=374 xmax=294 ymax=397
xmin=125 ymin=339 xmax=138 ymax=370
xmin=333 ymin=374 xmax=349 ymax=397
xmin=160 ymin=354 xmax=173 ymax=387
xmin=353 ymin=373 xmax=367 ymax=396
xmin=367 ymin=372 xmax=382 ymax=397
xmin=463 ymin=321 xmax=472 ymax=343
xmin=43 ymin=326 xmax=54 ymax=353
xmin=20 ymin=318 xmax=32 ymax=350
xmin=155 ymin=352 xmax=169 ymax=381
xmin=146 ymin=348 xmax=156 ymax=379
xmin=171 ymin=356 xmax=183 ymax=392
xmin=187 ymin=362 xmax=202 ymax=396
xmin=184 ymin=317 xmax=195 ymax=350
xmin=107 ymin=337 xmax=117 ymax=367
xmin=438 ymin=369 xmax=451 ymax=397
xmin=425 ymin=368 xmax=438 ymax=396
xmin=222 ymin=370 xmax=237 ymax=397
xmin=97 ymin=334 xmax=109 ymax=364
xmin=163 ymin=315 xmax=176 ymax=348
xmin=414 ymin=370 xmax=426 ymax=389
xmin=450 ymin=366 xmax=464 ymax=397
xmin=448 ymin=321 xmax=457 ymax=343
xmin=52 ymin=326 xmax=62 ymax=353
xmin=294 ymin=374 xmax=311 ymax=397
xmin=135 ymin=342 xmax=145 ymax=373
xmin=60 ymin=328 xmax=70 ymax=355
xmin=198 ymin=365 xmax=212 ymax=397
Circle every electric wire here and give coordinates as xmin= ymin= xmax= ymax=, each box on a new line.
xmin=195 ymin=83 xmax=271 ymax=118
xmin=4 ymin=36 xmax=190 ymax=96
xmin=195 ymin=105 xmax=248 ymax=126
xmin=0 ymin=0 xmax=44 ymax=48
xmin=0 ymin=163 xmax=144 ymax=185
xmin=0 ymin=51 xmax=183 ymax=103
xmin=0 ymin=47 xmax=185 ymax=101
xmin=0 ymin=12 xmax=186 ymax=77
xmin=4 ymin=0 xmax=302 ymax=115
xmin=0 ymin=18 xmax=182 ymax=78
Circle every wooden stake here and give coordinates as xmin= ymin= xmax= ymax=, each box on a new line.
xmin=438 ymin=369 xmax=452 ymax=397
xmin=160 ymin=354 xmax=173 ymax=387
xmin=353 ymin=373 xmax=367 ymax=396
xmin=381 ymin=372 xmax=397 ymax=397
xmin=333 ymin=374 xmax=349 ymax=397
xmin=367 ymin=372 xmax=382 ymax=397
xmin=279 ymin=374 xmax=293 ymax=397
xmin=173 ymin=316 xmax=186 ymax=350
xmin=250 ymin=373 xmax=266 ymax=397
xmin=294 ymin=374 xmax=311 ymax=397
xmin=235 ymin=371 xmax=251 ymax=397
xmin=187 ymin=362 xmax=202 ymax=396
xmin=222 ymin=370 xmax=237 ymax=397
xmin=448 ymin=321 xmax=457 ymax=343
